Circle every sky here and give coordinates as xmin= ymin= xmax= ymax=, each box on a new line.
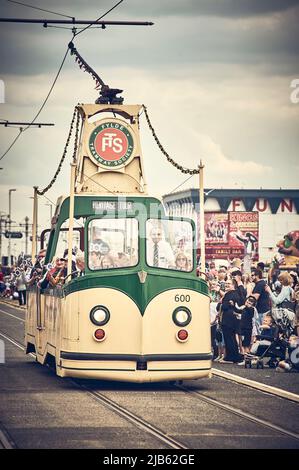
xmin=0 ymin=0 xmax=298 ymax=256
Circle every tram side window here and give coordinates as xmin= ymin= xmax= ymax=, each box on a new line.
xmin=146 ymin=219 xmax=193 ymax=272
xmin=53 ymin=228 xmax=82 ymax=260
xmin=88 ymin=218 xmax=138 ymax=270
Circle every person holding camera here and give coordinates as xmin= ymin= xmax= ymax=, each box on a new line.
xmin=15 ymin=269 xmax=27 ymax=306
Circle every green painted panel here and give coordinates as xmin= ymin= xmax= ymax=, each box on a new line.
xmin=63 ymin=271 xmax=208 ymax=314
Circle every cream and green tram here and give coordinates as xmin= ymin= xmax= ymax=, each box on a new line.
xmin=25 ymin=194 xmax=212 ymax=382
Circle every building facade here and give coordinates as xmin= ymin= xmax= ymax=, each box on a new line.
xmin=163 ymin=189 xmax=299 ymax=263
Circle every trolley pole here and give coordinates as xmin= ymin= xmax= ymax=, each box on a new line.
xmin=32 ymin=187 xmax=38 ymax=264
xmin=67 ymin=162 xmax=77 ymax=279
xmin=198 ymin=161 xmax=205 ymax=277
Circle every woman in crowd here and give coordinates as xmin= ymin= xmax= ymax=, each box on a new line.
xmin=265 ymin=271 xmax=294 ymax=307
xmin=217 ymin=278 xmax=244 ymax=364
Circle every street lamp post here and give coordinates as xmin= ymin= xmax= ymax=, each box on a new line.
xmin=0 ymin=211 xmax=8 ymax=264
xmin=8 ymin=189 xmax=16 ymax=266
xmin=45 ymin=203 xmax=53 ymax=225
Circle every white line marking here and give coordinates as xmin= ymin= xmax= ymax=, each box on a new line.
xmin=0 ymin=308 xmax=25 ymax=323
xmin=0 ymin=331 xmax=25 ymax=350
xmin=0 ymin=300 xmax=25 ymax=312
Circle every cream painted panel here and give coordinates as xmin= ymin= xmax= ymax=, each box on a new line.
xmin=62 ymin=292 xmax=79 ymax=341
xmin=62 ymin=288 xmax=141 ymax=354
xmin=142 ymin=289 xmax=210 ymax=355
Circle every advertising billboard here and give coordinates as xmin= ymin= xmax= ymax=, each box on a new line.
xmin=199 ymin=211 xmax=259 ymax=260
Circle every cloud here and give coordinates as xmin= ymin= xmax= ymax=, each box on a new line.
xmin=20 ymin=0 xmax=298 ymax=19
xmin=0 ymin=1 xmax=299 ymax=77
xmin=191 ymin=132 xmax=272 ymax=177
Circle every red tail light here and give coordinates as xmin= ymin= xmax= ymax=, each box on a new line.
xmin=94 ymin=329 xmax=105 ymax=341
xmin=177 ymin=329 xmax=188 ymax=342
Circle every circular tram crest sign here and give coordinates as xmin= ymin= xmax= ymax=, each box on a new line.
xmin=89 ymin=121 xmax=134 ymax=168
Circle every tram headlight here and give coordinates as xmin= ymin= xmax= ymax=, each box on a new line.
xmin=172 ymin=306 xmax=192 ymax=327
xmin=90 ymin=305 xmax=110 ymax=326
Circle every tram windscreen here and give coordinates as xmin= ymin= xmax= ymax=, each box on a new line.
xmin=146 ymin=219 xmax=193 ymax=272
xmin=88 ymin=218 xmax=138 ymax=270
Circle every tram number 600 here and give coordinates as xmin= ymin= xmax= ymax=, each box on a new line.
xmin=175 ymin=294 xmax=190 ymax=302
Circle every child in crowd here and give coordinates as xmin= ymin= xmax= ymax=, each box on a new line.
xmin=250 ymin=315 xmax=277 ymax=356
xmin=276 ymin=335 xmax=299 ymax=373
xmin=238 ymin=296 xmax=257 ymax=355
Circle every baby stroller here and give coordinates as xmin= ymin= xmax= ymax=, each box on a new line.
xmin=244 ymin=308 xmax=295 ymax=369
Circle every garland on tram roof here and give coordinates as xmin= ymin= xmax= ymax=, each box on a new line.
xmin=141 ymin=104 xmax=200 ymax=175
xmin=36 ymin=107 xmax=81 ymax=196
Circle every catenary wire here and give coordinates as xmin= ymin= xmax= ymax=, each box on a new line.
xmin=0 ymin=0 xmax=124 ymax=162
xmin=4 ymin=0 xmax=74 ymax=19
xmin=73 ymin=0 xmax=123 ymax=38
xmin=0 ymin=41 xmax=72 ymax=162
xmin=168 ymin=174 xmax=195 ymax=195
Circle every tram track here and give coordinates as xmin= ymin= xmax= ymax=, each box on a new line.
xmin=0 ymin=329 xmax=188 ymax=450
xmin=1 ymin=326 xmax=299 ymax=448
xmin=174 ymin=384 xmax=299 ymax=442
xmin=1 ymin=301 xmax=298 ymax=406
xmin=1 ymin=303 xmax=299 ymax=449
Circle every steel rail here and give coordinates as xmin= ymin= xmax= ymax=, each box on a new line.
xmin=176 ymin=384 xmax=299 ymax=442
xmin=0 ymin=329 xmax=187 ymax=450
xmin=1 ymin=301 xmax=298 ymax=405
xmin=1 ymin=305 xmax=299 ymax=446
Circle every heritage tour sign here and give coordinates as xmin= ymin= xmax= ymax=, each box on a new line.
xmin=89 ymin=121 xmax=134 ymax=168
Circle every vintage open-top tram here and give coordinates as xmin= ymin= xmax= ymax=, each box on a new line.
xmin=25 ymin=100 xmax=212 ymax=382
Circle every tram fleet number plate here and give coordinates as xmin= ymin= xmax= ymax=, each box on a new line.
xmin=175 ymin=294 xmax=191 ymax=302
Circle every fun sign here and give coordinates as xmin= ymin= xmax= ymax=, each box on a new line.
xmin=89 ymin=121 xmax=134 ymax=168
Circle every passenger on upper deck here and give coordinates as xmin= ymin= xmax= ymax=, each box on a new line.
xmin=90 ymin=227 xmax=110 ymax=255
xmin=175 ymin=252 xmax=190 ymax=272
xmin=100 ymin=254 xmax=117 ymax=270
xmin=89 ymin=250 xmax=101 ymax=270
xmin=75 ymin=252 xmax=85 ymax=276
xmin=146 ymin=226 xmax=175 ymax=269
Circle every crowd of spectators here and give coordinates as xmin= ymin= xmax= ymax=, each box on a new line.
xmin=207 ymin=259 xmax=299 ymax=372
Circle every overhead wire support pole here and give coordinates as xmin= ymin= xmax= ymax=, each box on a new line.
xmin=0 ymin=18 xmax=154 ymax=27
xmin=198 ymin=161 xmax=206 ymax=278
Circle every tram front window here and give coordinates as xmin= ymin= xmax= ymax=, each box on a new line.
xmin=146 ymin=219 xmax=193 ymax=272
xmin=88 ymin=218 xmax=138 ymax=270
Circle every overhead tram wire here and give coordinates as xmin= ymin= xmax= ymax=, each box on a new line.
xmin=0 ymin=42 xmax=72 ymax=162
xmin=72 ymin=0 xmax=123 ymax=38
xmin=168 ymin=174 xmax=195 ymax=195
xmin=4 ymin=0 xmax=74 ymax=19
xmin=0 ymin=128 xmax=23 ymax=162
xmin=0 ymin=0 xmax=136 ymax=163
